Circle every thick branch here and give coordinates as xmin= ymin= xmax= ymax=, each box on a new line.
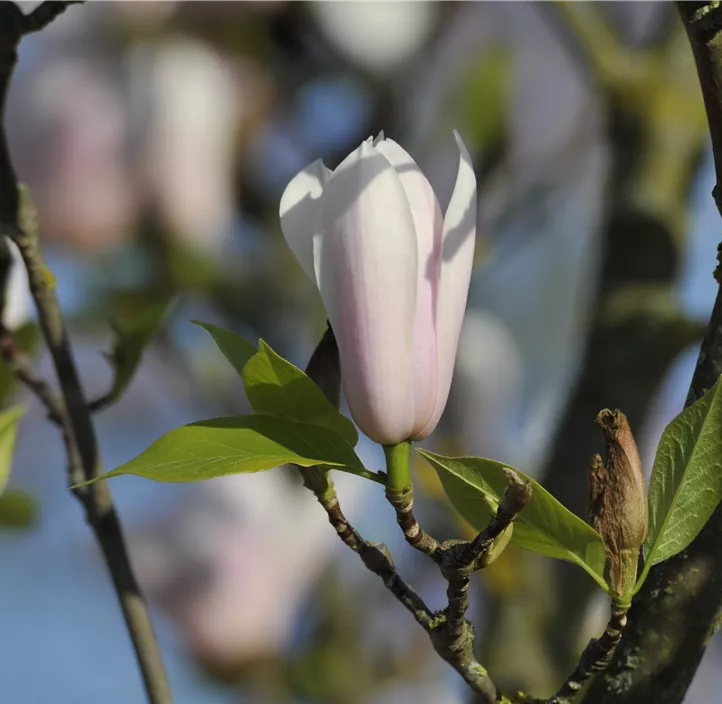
xmin=582 ymin=4 xmax=722 ymax=702
xmin=678 ymin=2 xmax=722 ymax=218
xmin=0 ymin=7 xmax=172 ymax=703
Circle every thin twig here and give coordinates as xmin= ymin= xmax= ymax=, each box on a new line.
xmin=461 ymin=468 xmax=532 ymax=569
xmin=20 ymin=1 xmax=83 ymax=35
xmin=301 ymin=326 xmax=502 ymax=703
xmin=548 ymin=605 xmax=628 ymax=704
xmin=0 ymin=323 xmax=63 ymax=424
xmin=0 ymin=7 xmax=172 ymax=704
xmin=315 ymin=482 xmax=433 ymax=630
xmin=385 ymin=483 xmax=443 ymax=559
xmin=88 ymin=392 xmax=113 ymax=414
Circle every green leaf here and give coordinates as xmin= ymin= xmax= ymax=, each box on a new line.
xmin=243 ymin=339 xmax=358 ymax=447
xmin=81 ymin=414 xmax=371 ymax=485
xmin=637 ymin=379 xmax=722 ymax=590
xmin=101 ymin=301 xmax=174 ymax=407
xmin=193 ymin=321 xmax=257 ymax=377
xmin=0 ymin=406 xmax=23 ymax=496
xmin=419 ymin=449 xmax=609 ymax=591
xmin=0 ymin=489 xmax=38 ymax=529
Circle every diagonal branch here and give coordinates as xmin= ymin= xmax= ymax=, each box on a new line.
xmin=385 ymin=483 xmax=442 ymax=559
xmin=0 ymin=321 xmax=63 ymax=424
xmin=21 ymin=2 xmax=83 ymax=35
xmin=460 ymin=468 xmax=532 ymax=570
xmin=309 ymin=474 xmax=433 ymax=631
xmin=549 ymin=604 xmax=628 ymax=704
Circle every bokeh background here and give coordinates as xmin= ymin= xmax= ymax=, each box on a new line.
xmin=1 ymin=2 xmax=720 ymax=703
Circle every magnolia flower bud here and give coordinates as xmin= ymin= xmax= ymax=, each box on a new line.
xmin=589 ymin=409 xmax=648 ymax=596
xmin=280 ymin=132 xmax=476 ymax=445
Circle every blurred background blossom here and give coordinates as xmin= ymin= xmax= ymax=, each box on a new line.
xmin=1 ymin=2 xmax=721 ymax=703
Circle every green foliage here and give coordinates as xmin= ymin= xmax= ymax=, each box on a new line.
xmin=244 ymin=340 xmax=358 ymax=447
xmin=193 ymin=321 xmax=257 ymax=377
xmin=194 ymin=322 xmax=357 ymax=445
xmin=419 ymin=449 xmax=609 ymax=591
xmin=101 ymin=301 xmax=174 ymax=407
xmin=0 ymin=406 xmax=23 ymax=496
xmin=0 ymin=489 xmax=38 ymax=528
xmin=636 ymin=379 xmax=722 ymax=591
xmin=95 ymin=323 xmax=374 ymax=487
xmin=80 ymin=415 xmax=367 ymax=485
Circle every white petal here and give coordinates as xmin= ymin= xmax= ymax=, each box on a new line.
xmin=279 ymin=159 xmax=331 ymax=281
xmin=375 ymin=138 xmax=443 ymax=435
xmin=318 ymin=140 xmax=418 ymax=444
xmin=416 ymin=130 xmax=476 ymax=438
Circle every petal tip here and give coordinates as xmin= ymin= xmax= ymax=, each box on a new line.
xmin=452 ymin=130 xmax=471 ymax=163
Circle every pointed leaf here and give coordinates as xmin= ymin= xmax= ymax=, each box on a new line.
xmin=0 ymin=407 xmax=23 ymax=496
xmin=419 ymin=449 xmax=609 ymax=591
xmin=243 ymin=339 xmax=358 ymax=447
xmin=81 ymin=414 xmax=370 ymax=485
xmin=637 ymin=379 xmax=722 ymax=590
xmin=102 ymin=301 xmax=174 ymax=407
xmin=193 ymin=321 xmax=257 ymax=377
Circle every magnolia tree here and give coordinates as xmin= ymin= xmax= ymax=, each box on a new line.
xmin=1 ymin=3 xmax=722 ymax=704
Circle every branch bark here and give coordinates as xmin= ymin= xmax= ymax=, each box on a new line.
xmin=0 ymin=5 xmax=172 ymax=703
xmin=582 ymin=4 xmax=722 ymax=702
xmin=549 ymin=605 xmax=628 ymax=704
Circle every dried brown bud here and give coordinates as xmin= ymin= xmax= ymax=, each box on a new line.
xmin=589 ymin=409 xmax=648 ymax=596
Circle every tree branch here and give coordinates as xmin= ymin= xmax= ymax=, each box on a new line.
xmin=0 ymin=321 xmax=63 ymax=423
xmin=549 ymin=605 xmax=628 ymax=704
xmin=385 ymin=483 xmax=443 ymax=559
xmin=460 ymin=468 xmax=532 ymax=569
xmin=0 ymin=7 xmax=172 ymax=703
xmin=311 ymin=475 xmax=434 ymax=631
xmin=21 ymin=1 xmax=83 ymax=35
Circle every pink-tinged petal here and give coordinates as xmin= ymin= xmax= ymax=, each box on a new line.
xmin=375 ymin=138 xmax=443 ymax=437
xmin=279 ymin=159 xmax=331 ymax=281
xmin=416 ymin=131 xmax=476 ymax=439
xmin=317 ymin=140 xmax=418 ymax=444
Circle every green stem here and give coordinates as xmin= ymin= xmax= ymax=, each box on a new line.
xmin=383 ymin=441 xmax=411 ymax=491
